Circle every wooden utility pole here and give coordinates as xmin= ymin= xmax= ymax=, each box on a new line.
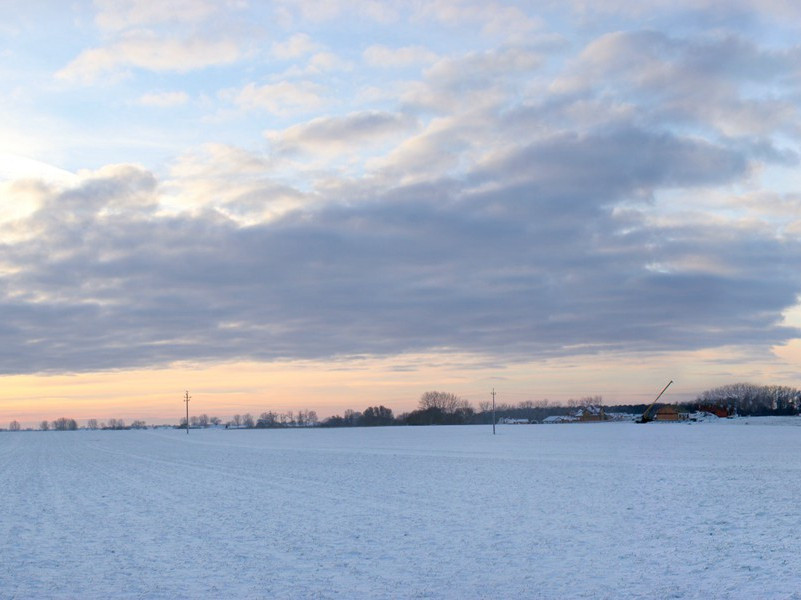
xmin=184 ymin=390 xmax=191 ymax=434
xmin=492 ymin=388 xmax=496 ymax=435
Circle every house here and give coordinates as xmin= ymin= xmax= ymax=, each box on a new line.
xmin=654 ymin=405 xmax=689 ymax=421
xmin=574 ymin=405 xmax=610 ymax=422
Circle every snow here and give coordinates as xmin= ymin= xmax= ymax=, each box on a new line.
xmin=3 ymin=421 xmax=801 ymax=599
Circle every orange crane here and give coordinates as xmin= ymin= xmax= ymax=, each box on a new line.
xmin=637 ymin=380 xmax=674 ymax=423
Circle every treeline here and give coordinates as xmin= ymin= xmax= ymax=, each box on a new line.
xmin=318 ymin=392 xmax=614 ymax=427
xmin=692 ymin=383 xmax=801 ymax=416
xmin=207 ymin=409 xmax=320 ymax=429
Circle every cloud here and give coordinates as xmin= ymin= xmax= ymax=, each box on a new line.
xmin=1 ymin=129 xmax=799 ymax=375
xmin=272 ymin=33 xmax=320 ymax=60
xmin=222 ymin=81 xmax=328 ymax=116
xmin=92 ymin=0 xmax=224 ymax=31
xmin=363 ymin=45 xmax=439 ymax=68
xmin=265 ymin=111 xmax=417 ymax=156
xmin=57 ymin=32 xmax=243 ymax=83
xmin=138 ymin=91 xmax=189 ymax=107
xmin=165 ymin=144 xmax=308 ymax=223
xmin=401 ymin=47 xmax=543 ymax=113
xmin=274 ymin=0 xmax=399 ymax=23
xmin=552 ymin=30 xmax=801 ymax=138
xmin=416 ymin=0 xmax=544 ymax=41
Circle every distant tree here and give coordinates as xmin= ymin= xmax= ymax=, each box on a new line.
xmin=343 ymin=409 xmax=362 ymax=426
xmin=231 ymin=414 xmax=242 ymax=427
xmin=307 ymin=410 xmax=318 ymax=426
xmin=241 ymin=413 xmax=255 ymax=428
xmin=209 ymin=416 xmax=222 ymax=426
xmin=52 ymin=417 xmax=78 ymax=431
xmin=321 ymin=414 xmax=346 ymax=427
xmin=130 ymin=420 xmax=147 ymax=429
xmin=86 ymin=419 xmax=98 ymax=430
xmin=9 ymin=420 xmax=20 ymax=431
xmin=403 ymin=404 xmax=474 ymax=426
xmin=419 ymin=391 xmax=465 ymax=413
xmin=360 ymin=405 xmax=395 ymax=426
xmin=189 ymin=415 xmax=199 ymax=427
xmin=40 ymin=420 xmax=49 ymax=431
xmin=256 ymin=411 xmax=279 ymax=428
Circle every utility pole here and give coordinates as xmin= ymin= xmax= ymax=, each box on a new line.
xmin=184 ymin=390 xmax=191 ymax=434
xmin=492 ymin=388 xmax=496 ymax=435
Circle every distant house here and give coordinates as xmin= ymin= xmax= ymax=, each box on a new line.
xmin=574 ymin=405 xmax=610 ymax=422
xmin=654 ymin=405 xmax=689 ymax=421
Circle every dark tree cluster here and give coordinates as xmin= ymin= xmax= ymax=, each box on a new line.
xmin=322 ymin=393 xmax=477 ymax=427
xmin=322 ymin=406 xmax=396 ymax=427
xmin=694 ymin=383 xmax=801 ymax=416
xmin=222 ymin=410 xmax=318 ymax=428
xmin=52 ymin=417 xmax=79 ymax=431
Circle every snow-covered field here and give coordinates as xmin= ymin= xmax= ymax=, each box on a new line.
xmin=3 ymin=420 xmax=801 ymax=599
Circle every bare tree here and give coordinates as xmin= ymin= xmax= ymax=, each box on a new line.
xmin=40 ymin=420 xmax=49 ymax=431
xmin=241 ymin=413 xmax=255 ymax=428
xmin=86 ymin=419 xmax=98 ymax=430
xmin=9 ymin=420 xmax=20 ymax=431
xmin=419 ymin=391 xmax=470 ymax=413
xmin=343 ymin=409 xmax=362 ymax=425
xmin=52 ymin=418 xmax=78 ymax=431
xmin=231 ymin=414 xmax=242 ymax=427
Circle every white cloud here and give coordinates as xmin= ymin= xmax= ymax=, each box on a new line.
xmin=274 ymin=0 xmax=399 ymax=23
xmin=363 ymin=45 xmax=438 ymax=68
xmin=416 ymin=0 xmax=543 ymax=42
xmin=93 ymin=0 xmax=224 ymax=31
xmin=272 ymin=33 xmax=320 ymax=60
xmin=223 ymin=81 xmax=328 ymax=116
xmin=138 ymin=91 xmax=189 ymax=107
xmin=57 ymin=32 xmax=243 ymax=83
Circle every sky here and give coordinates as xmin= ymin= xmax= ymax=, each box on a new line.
xmin=2 ymin=0 xmax=801 ymax=425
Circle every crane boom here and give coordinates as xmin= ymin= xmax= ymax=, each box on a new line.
xmin=637 ymin=380 xmax=673 ymax=423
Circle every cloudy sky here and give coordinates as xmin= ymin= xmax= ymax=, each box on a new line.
xmin=2 ymin=0 xmax=801 ymax=423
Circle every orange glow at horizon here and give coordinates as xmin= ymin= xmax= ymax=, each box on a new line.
xmin=0 ymin=343 xmax=799 ymax=428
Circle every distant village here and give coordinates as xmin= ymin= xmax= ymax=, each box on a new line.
xmin=4 ymin=382 xmax=800 ymax=431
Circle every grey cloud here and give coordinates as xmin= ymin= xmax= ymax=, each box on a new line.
xmin=267 ymin=111 xmax=417 ymax=155
xmin=1 ymin=153 xmax=799 ymax=374
xmin=553 ymin=30 xmax=801 ymax=138
xmin=472 ymin=127 xmax=750 ymax=200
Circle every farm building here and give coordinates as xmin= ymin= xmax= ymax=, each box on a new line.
xmin=698 ymin=405 xmax=730 ymax=418
xmin=654 ymin=405 xmax=689 ymax=421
